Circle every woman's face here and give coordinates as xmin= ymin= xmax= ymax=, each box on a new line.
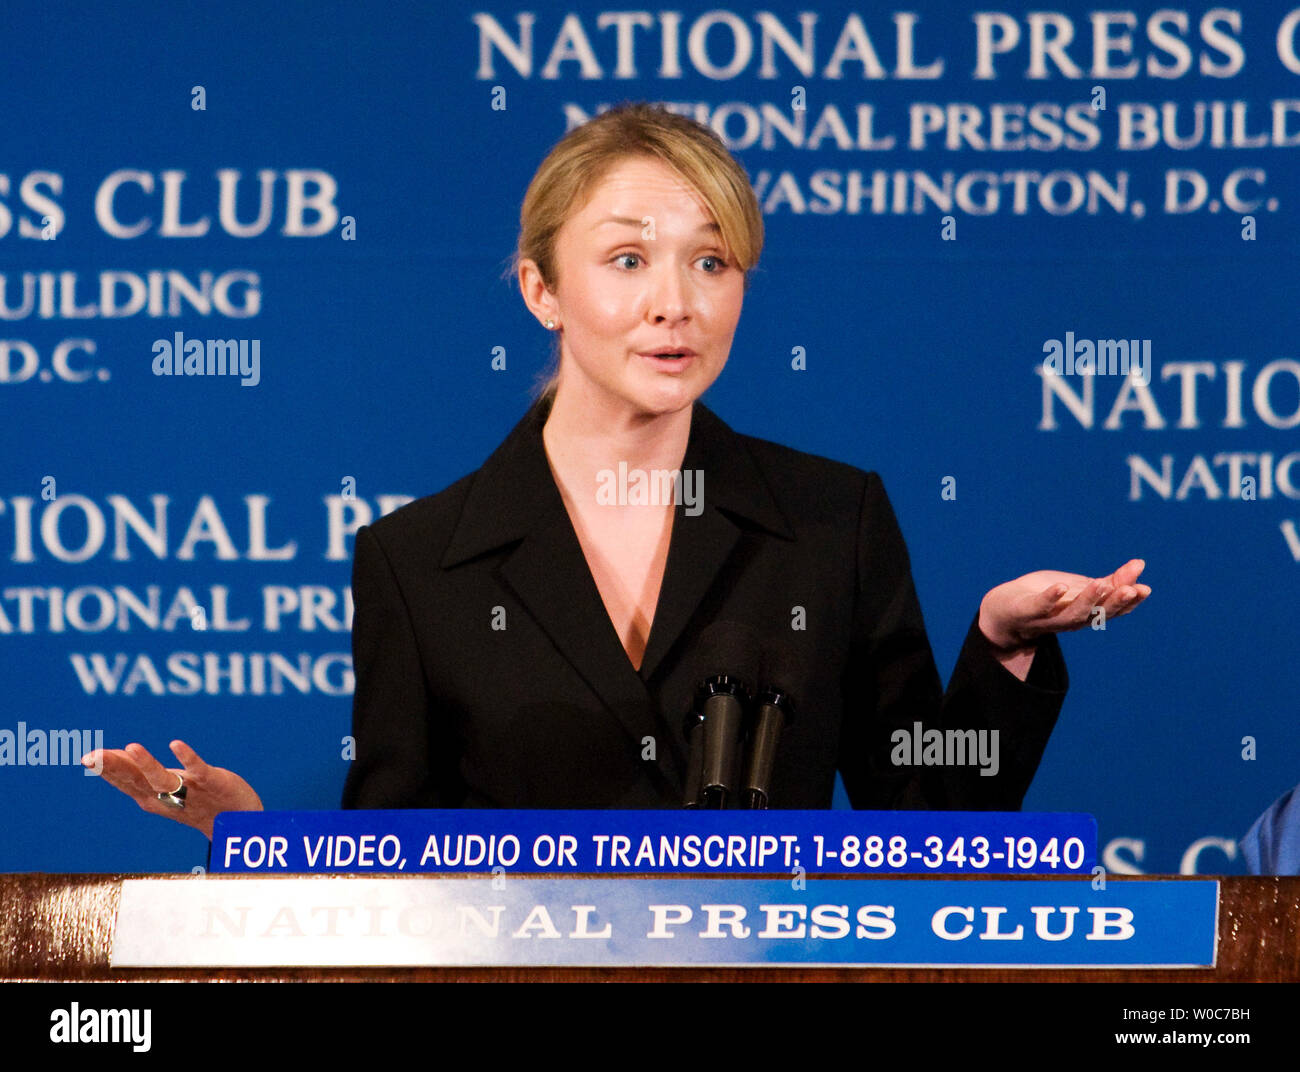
xmin=531 ymin=156 xmax=746 ymax=420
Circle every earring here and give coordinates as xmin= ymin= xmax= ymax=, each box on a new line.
xmin=544 ymin=319 xmax=556 ymax=330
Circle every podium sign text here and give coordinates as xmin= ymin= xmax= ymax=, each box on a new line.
xmin=111 ymin=876 xmax=1216 ymax=968
xmin=212 ymin=809 xmax=1098 ymax=875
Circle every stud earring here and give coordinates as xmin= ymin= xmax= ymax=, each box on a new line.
xmin=544 ymin=319 xmax=556 ymax=330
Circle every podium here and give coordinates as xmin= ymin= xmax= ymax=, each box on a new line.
xmin=4 ymin=874 xmax=1297 ymax=982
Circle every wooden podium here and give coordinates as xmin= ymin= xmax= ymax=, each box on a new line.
xmin=3 ymin=873 xmax=1297 ymax=982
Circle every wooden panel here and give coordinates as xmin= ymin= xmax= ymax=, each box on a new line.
xmin=1 ymin=874 xmax=1296 ymax=982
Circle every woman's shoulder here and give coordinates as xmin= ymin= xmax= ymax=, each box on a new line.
xmin=736 ymin=426 xmax=873 ymax=485
xmin=361 ymin=401 xmax=549 ymax=562
xmin=360 ymin=471 xmax=477 ymax=565
xmin=704 ymin=406 xmax=883 ymax=522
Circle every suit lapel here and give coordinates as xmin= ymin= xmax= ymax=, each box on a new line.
xmin=637 ymin=403 xmax=796 ymax=682
xmin=441 ymin=401 xmax=660 ymax=752
xmin=439 ymin=398 xmax=795 ymax=764
xmin=634 ymin=503 xmax=739 ymax=683
xmin=498 ymin=512 xmax=662 ymax=743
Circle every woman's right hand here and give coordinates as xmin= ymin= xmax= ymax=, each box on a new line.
xmin=83 ymin=739 xmax=262 ymax=841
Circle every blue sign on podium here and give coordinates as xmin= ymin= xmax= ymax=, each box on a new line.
xmin=112 ymin=876 xmax=1218 ymax=968
xmin=211 ymin=809 xmax=1098 ymax=875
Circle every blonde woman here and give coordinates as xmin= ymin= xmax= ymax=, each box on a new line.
xmin=88 ymin=104 xmax=1149 ymax=832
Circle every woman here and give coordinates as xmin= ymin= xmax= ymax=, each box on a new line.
xmin=86 ymin=103 xmax=1149 ymax=837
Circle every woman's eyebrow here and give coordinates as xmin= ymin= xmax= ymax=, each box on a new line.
xmin=591 ymin=215 xmax=720 ymax=234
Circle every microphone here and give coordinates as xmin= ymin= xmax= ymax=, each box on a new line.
xmin=682 ymin=621 xmax=758 ymax=809
xmin=742 ymin=641 xmax=803 ymax=810
xmin=682 ymin=707 xmax=705 ymax=808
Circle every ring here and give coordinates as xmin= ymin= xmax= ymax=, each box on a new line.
xmin=157 ymin=774 xmax=187 ymax=809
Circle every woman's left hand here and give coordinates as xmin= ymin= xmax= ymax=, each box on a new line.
xmin=978 ymin=558 xmax=1151 ymax=652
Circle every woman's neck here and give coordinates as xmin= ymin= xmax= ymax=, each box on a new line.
xmin=541 ymin=386 xmax=694 ymax=495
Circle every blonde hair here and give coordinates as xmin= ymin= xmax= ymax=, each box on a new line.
xmin=515 ymin=103 xmax=764 ymax=406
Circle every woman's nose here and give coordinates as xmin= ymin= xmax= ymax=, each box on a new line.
xmin=647 ymin=265 xmax=690 ymax=324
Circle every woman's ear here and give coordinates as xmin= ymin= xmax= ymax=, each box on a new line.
xmin=518 ymin=258 xmax=559 ymax=329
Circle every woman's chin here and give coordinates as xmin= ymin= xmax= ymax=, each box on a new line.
xmin=638 ymin=365 xmax=719 ymax=410
xmin=632 ymin=381 xmax=703 ymax=417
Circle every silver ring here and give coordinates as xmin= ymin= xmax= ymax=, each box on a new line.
xmin=157 ymin=774 xmax=187 ymax=809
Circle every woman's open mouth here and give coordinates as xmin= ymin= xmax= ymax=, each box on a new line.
xmin=639 ymin=347 xmax=697 ymax=365
xmin=639 ymin=350 xmax=697 ymax=372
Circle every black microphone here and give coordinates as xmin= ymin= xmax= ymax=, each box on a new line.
xmin=742 ymin=641 xmax=803 ymax=809
xmin=683 ymin=708 xmax=705 ymax=808
xmin=682 ymin=621 xmax=758 ymax=809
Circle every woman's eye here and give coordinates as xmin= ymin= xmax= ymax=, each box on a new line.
xmin=697 ymin=255 xmax=727 ymax=273
xmin=613 ymin=253 xmax=641 ymax=269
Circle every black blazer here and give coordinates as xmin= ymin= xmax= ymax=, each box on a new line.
xmin=341 ymin=400 xmax=1067 ymax=811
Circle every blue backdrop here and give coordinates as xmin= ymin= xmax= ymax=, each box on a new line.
xmin=2 ymin=0 xmax=1296 ymax=873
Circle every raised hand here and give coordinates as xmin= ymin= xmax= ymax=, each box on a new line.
xmin=979 ymin=558 xmax=1151 ymax=652
xmin=82 ymin=739 xmax=262 ymax=841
